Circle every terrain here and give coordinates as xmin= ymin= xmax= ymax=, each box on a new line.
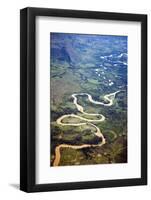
xmin=50 ymin=33 xmax=127 ymax=166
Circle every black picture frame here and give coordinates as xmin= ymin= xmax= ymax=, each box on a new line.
xmin=20 ymin=7 xmax=147 ymax=192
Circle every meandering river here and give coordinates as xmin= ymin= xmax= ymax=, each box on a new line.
xmin=53 ymin=91 xmax=120 ymax=166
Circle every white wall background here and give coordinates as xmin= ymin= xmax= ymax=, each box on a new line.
xmin=0 ymin=0 xmax=150 ymax=199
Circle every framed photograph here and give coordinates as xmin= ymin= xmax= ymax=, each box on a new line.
xmin=20 ymin=7 xmax=147 ymax=192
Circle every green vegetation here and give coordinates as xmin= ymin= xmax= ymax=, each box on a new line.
xmin=50 ymin=33 xmax=127 ymax=166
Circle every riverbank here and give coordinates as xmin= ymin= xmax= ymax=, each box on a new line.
xmin=53 ymin=91 xmax=120 ymax=166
